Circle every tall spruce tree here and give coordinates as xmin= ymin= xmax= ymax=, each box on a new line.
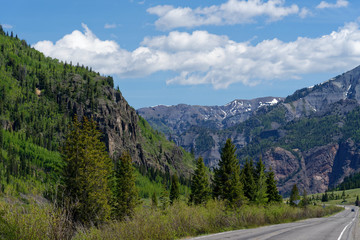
xmin=213 ymin=139 xmax=245 ymax=206
xmin=189 ymin=157 xmax=211 ymax=205
xmin=169 ymin=174 xmax=180 ymax=204
xmin=301 ymin=189 xmax=309 ymax=207
xmin=113 ymin=152 xmax=139 ymax=220
xmin=241 ymin=159 xmax=256 ymax=202
xmin=254 ymin=159 xmax=268 ymax=204
xmin=151 ymin=192 xmax=158 ymax=208
xmin=289 ymin=184 xmax=300 ymax=206
xmin=266 ymin=168 xmax=282 ymax=203
xmin=62 ymin=116 xmax=113 ymax=225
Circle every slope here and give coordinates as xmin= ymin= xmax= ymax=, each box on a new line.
xmin=0 ymin=26 xmax=194 ymax=197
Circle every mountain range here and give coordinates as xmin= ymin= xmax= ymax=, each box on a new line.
xmin=138 ymin=65 xmax=360 ymax=195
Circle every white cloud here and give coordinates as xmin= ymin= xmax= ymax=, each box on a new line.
xmin=2 ymin=24 xmax=13 ymax=29
xmin=104 ymin=23 xmax=117 ymax=29
xmin=299 ymin=7 xmax=311 ymax=18
xmin=147 ymin=0 xmax=302 ymax=30
xmin=316 ymin=0 xmax=348 ymax=9
xmin=34 ymin=22 xmax=360 ymax=89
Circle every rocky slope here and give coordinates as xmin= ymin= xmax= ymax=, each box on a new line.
xmin=137 ymin=97 xmax=283 ymax=165
xmin=139 ymin=65 xmax=360 ymax=195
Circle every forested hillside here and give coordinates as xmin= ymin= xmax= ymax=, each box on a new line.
xmin=0 ymin=25 xmax=194 ymax=197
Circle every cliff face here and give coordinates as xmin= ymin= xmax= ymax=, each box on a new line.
xmin=61 ymin=80 xmax=193 ymax=179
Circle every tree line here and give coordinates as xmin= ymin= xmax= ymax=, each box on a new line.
xmin=189 ymin=138 xmax=282 ymax=207
xmin=60 ymin=118 xmax=283 ymax=226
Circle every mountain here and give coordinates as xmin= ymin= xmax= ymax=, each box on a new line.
xmin=0 ymin=27 xmax=194 ymax=196
xmin=137 ymin=97 xmax=283 ymax=166
xmin=138 ymin=65 xmax=360 ymax=195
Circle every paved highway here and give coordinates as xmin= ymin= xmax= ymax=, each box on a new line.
xmin=187 ymin=206 xmax=359 ymax=240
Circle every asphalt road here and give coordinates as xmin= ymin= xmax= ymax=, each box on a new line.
xmin=187 ymin=206 xmax=359 ymax=240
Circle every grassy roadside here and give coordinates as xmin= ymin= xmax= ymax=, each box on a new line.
xmin=0 ymin=196 xmax=341 ymax=240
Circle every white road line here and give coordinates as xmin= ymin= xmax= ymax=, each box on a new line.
xmin=337 ymin=214 xmax=356 ymax=240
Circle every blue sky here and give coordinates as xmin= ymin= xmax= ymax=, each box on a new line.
xmin=2 ymin=0 xmax=360 ymax=108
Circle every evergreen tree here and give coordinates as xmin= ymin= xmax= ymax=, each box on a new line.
xmin=159 ymin=185 xmax=169 ymax=210
xmin=151 ymin=192 xmax=158 ymax=208
xmin=266 ymin=168 xmax=282 ymax=203
xmin=289 ymin=184 xmax=300 ymax=206
xmin=321 ymin=192 xmax=329 ymax=202
xmin=342 ymin=190 xmax=346 ymax=202
xmin=213 ymin=139 xmax=245 ymax=206
xmin=300 ymin=189 xmax=309 ymax=207
xmin=355 ymin=195 xmax=359 ymax=206
xmin=254 ymin=158 xmax=268 ymax=204
xmin=169 ymin=174 xmax=180 ymax=204
xmin=189 ymin=157 xmax=211 ymax=205
xmin=113 ymin=152 xmax=139 ymax=220
xmin=241 ymin=158 xmax=256 ymax=202
xmin=61 ymin=116 xmax=113 ymax=225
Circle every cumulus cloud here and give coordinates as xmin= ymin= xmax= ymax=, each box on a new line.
xmin=316 ymin=0 xmax=348 ymax=9
xmin=34 ymin=22 xmax=360 ymax=89
xmin=147 ymin=0 xmax=304 ymax=30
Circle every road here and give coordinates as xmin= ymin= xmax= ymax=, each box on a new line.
xmin=187 ymin=206 xmax=359 ymax=240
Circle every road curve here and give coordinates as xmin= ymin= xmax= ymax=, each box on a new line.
xmin=186 ymin=206 xmax=359 ymax=240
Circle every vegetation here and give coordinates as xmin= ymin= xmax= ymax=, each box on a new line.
xmin=189 ymin=157 xmax=211 ymax=205
xmin=113 ymin=152 xmax=139 ymax=220
xmin=0 ymin=25 xmax=348 ymax=240
xmin=289 ymin=184 xmax=300 ymax=206
xmin=213 ymin=139 xmax=245 ymax=206
xmin=0 ymin=198 xmax=342 ymax=240
xmin=61 ymin=116 xmax=113 ymax=225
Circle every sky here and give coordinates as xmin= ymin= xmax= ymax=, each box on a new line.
xmin=2 ymin=0 xmax=360 ymax=109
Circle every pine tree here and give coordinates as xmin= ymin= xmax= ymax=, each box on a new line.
xmin=266 ymin=168 xmax=282 ymax=203
xmin=342 ymin=190 xmax=346 ymax=202
xmin=189 ymin=157 xmax=211 ymax=205
xmin=61 ymin=116 xmax=113 ymax=225
xmin=241 ymin=158 xmax=256 ymax=202
xmin=160 ymin=185 xmax=169 ymax=210
xmin=254 ymin=158 xmax=268 ymax=205
xmin=213 ymin=139 xmax=245 ymax=207
xmin=113 ymin=152 xmax=139 ymax=220
xmin=151 ymin=192 xmax=158 ymax=208
xmin=355 ymin=195 xmax=359 ymax=206
xmin=300 ymin=189 xmax=309 ymax=207
xmin=321 ymin=192 xmax=329 ymax=202
xmin=169 ymin=174 xmax=180 ymax=204
xmin=289 ymin=184 xmax=300 ymax=206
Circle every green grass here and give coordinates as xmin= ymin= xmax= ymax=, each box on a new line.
xmin=309 ymin=188 xmax=360 ymax=206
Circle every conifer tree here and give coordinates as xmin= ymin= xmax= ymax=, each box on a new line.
xmin=321 ymin=192 xmax=329 ymax=202
xmin=62 ymin=116 xmax=113 ymax=225
xmin=213 ymin=139 xmax=245 ymax=206
xmin=160 ymin=185 xmax=169 ymax=210
xmin=113 ymin=152 xmax=139 ymax=220
xmin=241 ymin=159 xmax=256 ymax=202
xmin=289 ymin=184 xmax=300 ymax=206
xmin=254 ymin=158 xmax=268 ymax=204
xmin=189 ymin=157 xmax=211 ymax=205
xmin=266 ymin=168 xmax=282 ymax=203
xmin=170 ymin=174 xmax=180 ymax=204
xmin=301 ymin=189 xmax=309 ymax=207
xmin=355 ymin=195 xmax=359 ymax=206
xmin=342 ymin=190 xmax=346 ymax=202
xmin=151 ymin=192 xmax=158 ymax=208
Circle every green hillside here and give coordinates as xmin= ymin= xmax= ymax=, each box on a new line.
xmin=0 ymin=26 xmax=194 ymax=198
